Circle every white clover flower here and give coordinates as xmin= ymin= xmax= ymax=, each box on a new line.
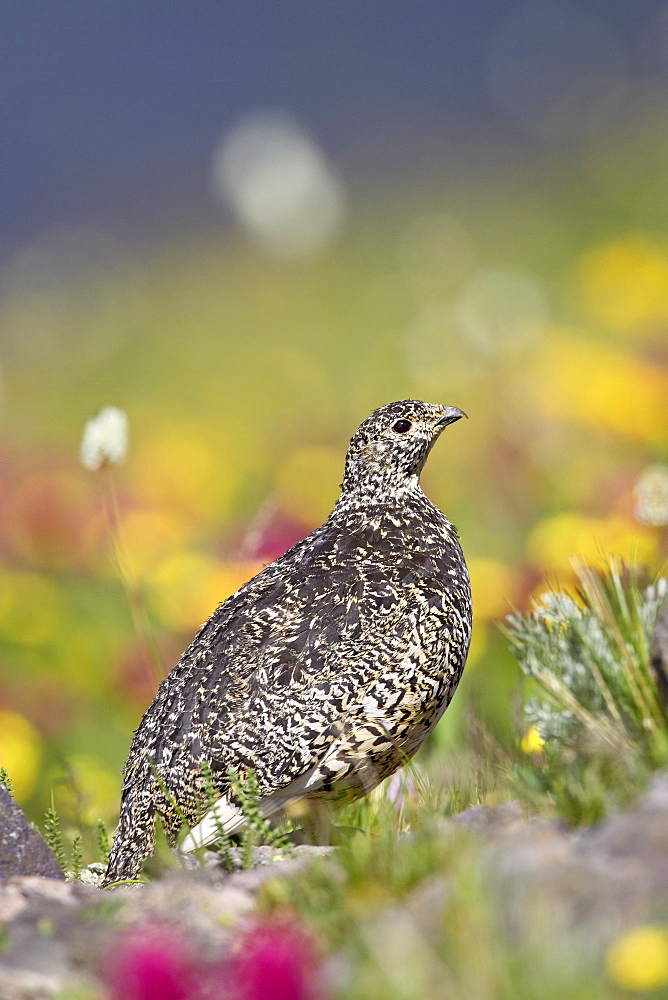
xmin=634 ymin=464 xmax=668 ymax=527
xmin=80 ymin=406 xmax=129 ymax=471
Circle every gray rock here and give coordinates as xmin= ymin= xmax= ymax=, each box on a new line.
xmin=451 ymin=799 xmax=524 ymax=829
xmin=0 ymin=788 xmax=64 ymax=881
xmin=2 ymin=780 xmax=668 ymax=998
xmin=0 ymin=878 xmax=100 ymax=999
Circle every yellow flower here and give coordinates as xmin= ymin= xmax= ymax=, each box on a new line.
xmin=529 ymin=329 xmax=668 ymax=445
xmin=0 ymin=710 xmax=41 ymax=801
xmin=520 ymin=726 xmax=545 ymax=755
xmin=579 ymin=236 xmax=668 ymax=332
xmin=467 ymin=557 xmax=519 ymax=622
xmin=526 ymin=512 xmax=656 ymax=574
xmin=606 ymin=925 xmax=668 ymax=991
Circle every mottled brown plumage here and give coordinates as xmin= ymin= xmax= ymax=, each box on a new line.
xmin=103 ymin=400 xmax=471 ymax=885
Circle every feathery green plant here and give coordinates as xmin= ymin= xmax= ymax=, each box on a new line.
xmin=199 ymin=759 xmax=235 ymax=870
xmin=95 ymin=818 xmax=111 ymax=865
xmin=507 ymin=558 xmax=667 ymax=822
xmin=229 ymin=768 xmax=293 ymax=866
xmin=507 ymin=558 xmax=667 ymax=756
xmin=193 ymin=762 xmax=293 ymax=871
xmin=41 ymin=790 xmax=114 ymax=881
xmin=0 ymin=767 xmax=14 ymax=795
xmin=43 ymin=794 xmax=68 ymax=874
xmin=70 ymin=833 xmax=84 ymax=881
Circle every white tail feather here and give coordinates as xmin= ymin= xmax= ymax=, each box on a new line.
xmin=181 ymin=796 xmax=245 ymax=851
xmin=181 ymin=761 xmax=331 ymax=853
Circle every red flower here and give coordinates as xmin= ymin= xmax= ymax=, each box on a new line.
xmin=104 ymin=928 xmax=198 ymax=1000
xmin=102 ymin=917 xmax=327 ymax=1000
xmin=227 ymin=919 xmax=324 ymax=1000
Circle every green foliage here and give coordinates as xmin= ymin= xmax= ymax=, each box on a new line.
xmin=193 ymin=764 xmax=294 ymax=871
xmin=0 ymin=767 xmax=13 ymax=795
xmin=42 ymin=792 xmax=113 ymax=880
xmin=513 ymin=736 xmax=646 ymax=826
xmin=508 ymin=560 xmax=667 ymax=749
xmin=43 ymin=795 xmax=67 ymax=874
xmin=0 ymin=177 xmax=665 ymax=1000
xmin=229 ymin=768 xmax=293 ymax=863
xmin=507 ymin=558 xmax=668 ymax=820
xmin=70 ymin=833 xmax=84 ymax=881
xmin=95 ymin=818 xmax=111 ymax=865
xmin=199 ymin=759 xmax=235 ymax=871
xmin=264 ymin=819 xmax=611 ymax=1000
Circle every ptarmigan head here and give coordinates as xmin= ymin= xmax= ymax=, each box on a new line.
xmin=342 ymin=400 xmax=466 ymax=495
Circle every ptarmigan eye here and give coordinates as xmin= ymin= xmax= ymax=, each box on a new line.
xmin=393 ymin=419 xmax=412 ymax=433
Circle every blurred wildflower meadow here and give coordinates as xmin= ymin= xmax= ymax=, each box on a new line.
xmin=1 ymin=182 xmax=666 ymax=841
xmin=1 ymin=6 xmax=668 ymax=853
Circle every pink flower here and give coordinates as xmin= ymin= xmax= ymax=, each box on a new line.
xmin=227 ymin=919 xmax=324 ymax=1000
xmin=103 ymin=928 xmax=198 ymax=1000
xmin=101 ymin=917 xmax=328 ymax=1000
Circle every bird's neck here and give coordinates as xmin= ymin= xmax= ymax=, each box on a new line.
xmin=336 ymin=471 xmax=425 ymax=508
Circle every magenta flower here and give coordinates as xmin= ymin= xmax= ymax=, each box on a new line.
xmin=103 ymin=927 xmax=198 ymax=1000
xmin=227 ymin=918 xmax=324 ymax=1000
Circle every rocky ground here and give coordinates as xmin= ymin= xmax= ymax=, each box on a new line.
xmin=1 ymin=777 xmax=667 ymax=999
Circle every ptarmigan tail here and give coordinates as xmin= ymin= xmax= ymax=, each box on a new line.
xmin=102 ymin=770 xmax=157 ymax=887
xmin=180 ymin=759 xmax=333 ymax=852
xmin=180 ymin=750 xmax=378 ymax=852
xmin=181 ymin=788 xmax=294 ymax=852
xmin=180 ymin=796 xmax=249 ymax=851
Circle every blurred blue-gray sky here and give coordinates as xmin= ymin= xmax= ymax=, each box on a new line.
xmin=2 ymin=1 xmax=668 ymax=256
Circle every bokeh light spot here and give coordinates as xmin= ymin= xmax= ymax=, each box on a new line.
xmin=455 ymin=266 xmax=548 ymax=354
xmin=10 ymin=469 xmax=94 ymax=569
xmin=119 ymin=508 xmax=198 ymax=580
xmin=132 ymin=425 xmax=239 ymax=523
xmin=148 ymin=552 xmax=261 ymax=632
xmin=606 ymin=925 xmax=668 ymax=991
xmin=528 ymin=331 xmax=668 ymax=444
xmin=212 ymin=109 xmax=346 ymax=260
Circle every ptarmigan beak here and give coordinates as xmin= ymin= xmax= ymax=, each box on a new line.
xmin=436 ymin=406 xmax=467 ymax=428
